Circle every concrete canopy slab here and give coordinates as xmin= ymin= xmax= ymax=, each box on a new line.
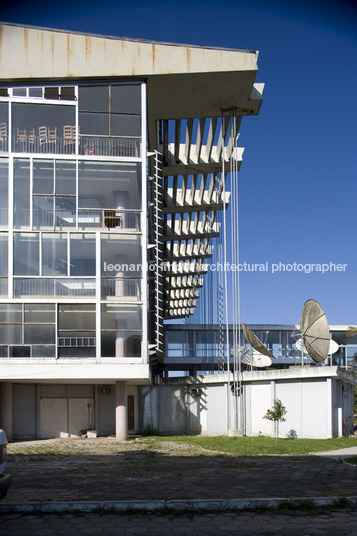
xmin=0 ymin=23 xmax=262 ymax=127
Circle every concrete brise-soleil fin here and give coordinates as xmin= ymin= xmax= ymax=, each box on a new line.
xmin=161 ymin=117 xmax=240 ymax=319
xmin=300 ymin=299 xmax=330 ymax=363
xmin=241 ymin=322 xmax=275 ymax=359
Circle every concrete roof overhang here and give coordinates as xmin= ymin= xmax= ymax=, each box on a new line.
xmin=0 ymin=23 xmax=262 ymax=141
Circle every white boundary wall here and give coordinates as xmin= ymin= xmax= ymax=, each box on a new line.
xmin=143 ymin=367 xmax=356 ymax=439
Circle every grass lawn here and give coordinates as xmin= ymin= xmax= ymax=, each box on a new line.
xmin=152 ymin=435 xmax=357 ymax=456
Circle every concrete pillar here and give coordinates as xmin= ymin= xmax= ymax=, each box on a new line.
xmin=115 ymin=191 xmax=129 ymax=228
xmin=115 ymin=319 xmax=127 ymax=358
xmin=115 ymin=381 xmax=128 ymax=441
xmin=0 ymin=383 xmax=13 ymax=442
xmin=115 ymin=271 xmax=125 ymax=297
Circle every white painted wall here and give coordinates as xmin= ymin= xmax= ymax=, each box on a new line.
xmin=204 ymin=385 xmax=227 ymax=435
xmin=249 ymin=382 xmax=272 ymax=436
xmin=141 ymin=368 xmax=356 ymax=439
xmin=13 ymin=384 xmax=37 ymax=440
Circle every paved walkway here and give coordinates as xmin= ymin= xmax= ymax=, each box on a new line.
xmin=3 ymin=438 xmax=357 ymax=503
xmin=2 ymin=510 xmax=357 ymax=535
xmin=313 ymin=446 xmax=357 ymax=460
xmin=2 ymin=438 xmax=357 ymax=535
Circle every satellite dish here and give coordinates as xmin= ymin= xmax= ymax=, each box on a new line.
xmin=242 ymin=322 xmax=274 ymax=359
xmin=241 ymin=348 xmax=272 ymax=368
xmin=300 ymin=299 xmax=330 ymax=363
xmin=250 ymin=349 xmax=272 ymax=368
xmin=295 ymin=338 xmax=307 ymax=353
xmin=329 ymin=339 xmax=339 ymax=355
xmin=231 ymin=346 xmax=272 ymax=368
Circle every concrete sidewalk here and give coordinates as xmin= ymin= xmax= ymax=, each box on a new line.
xmin=313 ymin=446 xmax=357 ymax=460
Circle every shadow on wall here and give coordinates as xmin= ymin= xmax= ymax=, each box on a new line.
xmin=141 ymin=382 xmax=207 ymax=435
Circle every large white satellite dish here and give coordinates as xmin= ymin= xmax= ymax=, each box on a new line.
xmin=295 ymin=338 xmax=307 ymax=353
xmin=328 ymin=339 xmax=339 ymax=355
xmin=300 ymin=299 xmax=330 ymax=363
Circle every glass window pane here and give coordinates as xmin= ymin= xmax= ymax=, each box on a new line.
xmin=14 ymin=159 xmax=30 ymax=228
xmin=78 ymin=86 xmax=109 ymax=112
xmin=78 ymin=161 xmax=141 ymax=210
xmin=70 ymin=234 xmax=96 ymax=276
xmin=24 ymin=324 xmax=55 ymax=344
xmin=12 ymin=102 xmax=75 ymax=152
xmin=0 ymin=325 xmax=22 ymax=344
xmin=0 ymin=279 xmax=7 ymax=297
xmin=101 ymin=331 xmax=141 ymax=358
xmin=55 ymin=161 xmax=76 ymax=195
xmin=9 ymin=346 xmax=31 ymax=358
xmin=111 ymin=84 xmax=141 ymax=114
xmin=44 ymin=87 xmax=59 ymax=99
xmin=0 ymin=102 xmax=8 ymax=124
xmin=58 ymin=346 xmax=96 ymax=358
xmin=33 ymin=346 xmax=56 ymax=357
xmin=101 ymin=304 xmax=142 ymax=330
xmin=0 ymin=304 xmax=22 ymax=323
xmin=42 ymin=233 xmax=67 ymax=276
xmin=101 ymin=234 xmax=141 ymax=276
xmin=0 ymin=234 xmax=7 ymax=276
xmin=79 ymin=112 xmax=109 ymax=135
xmin=33 ymin=195 xmax=54 ymax=229
xmin=0 ymin=159 xmax=8 ymax=226
xmin=13 ymin=87 xmax=27 ymax=96
xmin=33 ymin=160 xmax=54 ymax=194
xmin=13 ymin=278 xmax=55 ymax=298
xmin=111 ymin=114 xmax=141 ymax=137
xmin=60 ymin=87 xmax=75 ymax=101
xmin=0 ymin=102 xmax=8 ymax=152
xmin=54 ymin=279 xmax=96 ymax=297
xmin=24 ymin=304 xmax=56 ymax=323
xmin=101 ymin=278 xmax=141 ymax=301
xmin=14 ymin=232 xmax=39 ymax=276
xmin=58 ymin=304 xmax=96 ymax=330
xmin=55 ymin=196 xmax=76 ymax=228
xmin=28 ymin=87 xmax=43 ymax=97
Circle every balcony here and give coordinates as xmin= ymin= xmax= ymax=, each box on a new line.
xmin=14 ymin=278 xmax=96 ymax=298
xmin=4 ymin=134 xmax=140 ymax=157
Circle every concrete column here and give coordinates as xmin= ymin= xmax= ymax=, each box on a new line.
xmin=115 ymin=319 xmax=127 ymax=358
xmin=114 ymin=191 xmax=129 ymax=228
xmin=115 ymin=381 xmax=128 ymax=441
xmin=0 ymin=382 xmax=13 ymax=442
xmin=115 ymin=271 xmax=125 ymax=297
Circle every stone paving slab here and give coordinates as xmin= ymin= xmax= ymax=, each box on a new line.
xmin=2 ymin=510 xmax=357 ymax=536
xmin=3 ymin=437 xmax=357 ymax=504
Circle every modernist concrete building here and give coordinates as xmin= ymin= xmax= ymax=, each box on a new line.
xmin=0 ymin=23 xmax=264 ymax=440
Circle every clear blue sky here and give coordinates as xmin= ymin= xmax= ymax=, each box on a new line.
xmin=1 ymin=0 xmax=356 ymax=325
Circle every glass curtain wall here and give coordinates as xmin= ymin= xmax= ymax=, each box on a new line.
xmin=0 ymin=81 xmax=145 ymax=360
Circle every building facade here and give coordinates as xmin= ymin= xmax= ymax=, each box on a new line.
xmin=0 ymin=23 xmax=263 ymax=440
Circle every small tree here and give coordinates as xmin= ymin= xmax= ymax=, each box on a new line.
xmin=264 ymin=398 xmax=287 ymax=442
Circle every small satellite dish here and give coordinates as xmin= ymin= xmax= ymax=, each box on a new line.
xmin=242 ymin=322 xmax=274 ymax=359
xmin=231 ymin=346 xmax=271 ymax=368
xmin=242 ymin=348 xmax=272 ymax=368
xmin=300 ymin=299 xmax=330 ymax=363
xmin=295 ymin=338 xmax=307 ymax=353
xmin=329 ymin=339 xmax=339 ymax=355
